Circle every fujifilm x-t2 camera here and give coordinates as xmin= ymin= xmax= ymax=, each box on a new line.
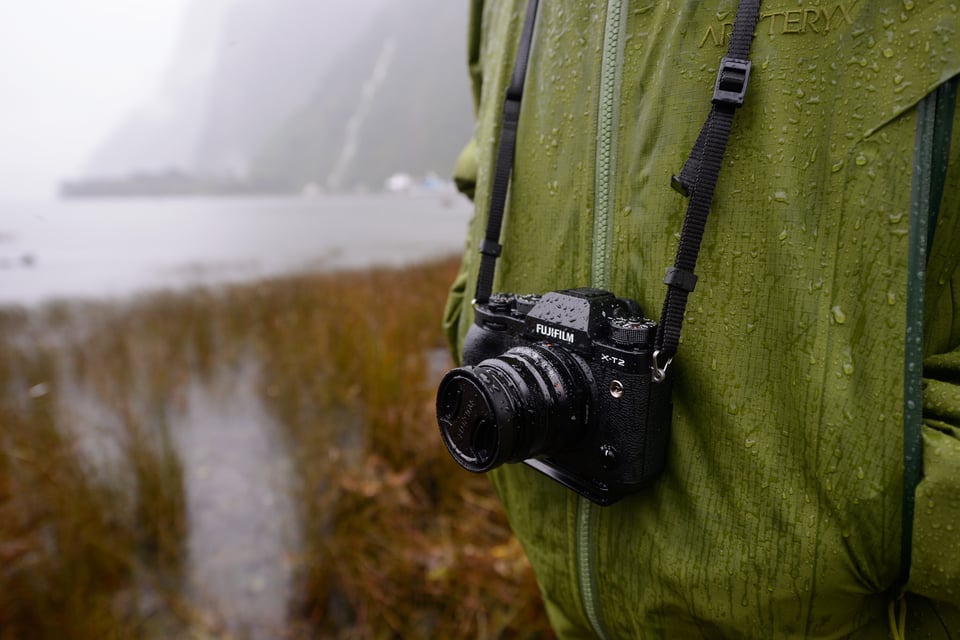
xmin=436 ymin=288 xmax=672 ymax=505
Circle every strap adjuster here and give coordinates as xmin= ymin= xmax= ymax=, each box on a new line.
xmin=479 ymin=239 xmax=502 ymax=257
xmin=664 ymin=267 xmax=698 ymax=292
xmin=713 ymin=57 xmax=751 ymax=107
xmin=670 ymin=174 xmax=691 ymax=197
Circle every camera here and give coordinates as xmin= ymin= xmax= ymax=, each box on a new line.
xmin=436 ymin=288 xmax=672 ymax=505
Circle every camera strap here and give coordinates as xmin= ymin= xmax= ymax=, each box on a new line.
xmin=653 ymin=0 xmax=761 ymax=377
xmin=474 ymin=0 xmax=540 ymax=304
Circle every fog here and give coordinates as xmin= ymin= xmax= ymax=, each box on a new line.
xmin=0 ymin=0 xmax=431 ymax=202
xmin=0 ymin=1 xmax=192 ymax=201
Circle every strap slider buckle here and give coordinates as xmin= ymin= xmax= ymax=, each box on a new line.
xmin=670 ymin=174 xmax=691 ymax=197
xmin=713 ymin=57 xmax=751 ymax=107
xmin=664 ymin=267 xmax=698 ymax=292
xmin=479 ymin=239 xmax=502 ymax=258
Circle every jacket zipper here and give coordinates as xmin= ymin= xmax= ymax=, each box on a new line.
xmin=592 ymin=0 xmax=627 ymax=290
xmin=579 ymin=1 xmax=627 ymax=638
xmin=576 ymin=498 xmax=608 ymax=639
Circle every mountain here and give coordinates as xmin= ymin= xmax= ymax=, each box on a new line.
xmin=248 ymin=0 xmax=474 ymax=192
xmin=74 ymin=0 xmax=474 ymax=195
xmin=81 ymin=0 xmax=236 ymax=176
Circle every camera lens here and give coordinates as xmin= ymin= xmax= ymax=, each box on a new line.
xmin=436 ymin=345 xmax=595 ymax=472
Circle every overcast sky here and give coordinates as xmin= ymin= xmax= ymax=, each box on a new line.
xmin=0 ymin=1 xmax=192 ymax=201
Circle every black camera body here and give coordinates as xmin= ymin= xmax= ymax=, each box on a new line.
xmin=436 ymin=288 xmax=672 ymax=505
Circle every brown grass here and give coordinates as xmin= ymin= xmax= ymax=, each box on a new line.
xmin=0 ymin=257 xmax=553 ymax=639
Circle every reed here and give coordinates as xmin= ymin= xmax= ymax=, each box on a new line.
xmin=0 ymin=256 xmax=553 ymax=638
xmin=0 ymin=352 xmax=143 ymax=638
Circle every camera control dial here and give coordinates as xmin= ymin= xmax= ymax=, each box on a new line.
xmin=608 ymin=317 xmax=655 ymax=346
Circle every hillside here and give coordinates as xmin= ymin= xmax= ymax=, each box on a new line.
xmin=248 ymin=0 xmax=473 ymax=192
xmin=72 ymin=0 xmax=473 ymax=196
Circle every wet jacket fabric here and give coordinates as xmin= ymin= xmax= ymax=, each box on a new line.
xmin=443 ymin=1 xmax=960 ymax=637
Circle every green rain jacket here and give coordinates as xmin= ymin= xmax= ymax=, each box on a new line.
xmin=443 ymin=1 xmax=960 ymax=637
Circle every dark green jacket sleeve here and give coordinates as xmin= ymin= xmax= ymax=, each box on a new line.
xmin=911 ymin=102 xmax=960 ymax=608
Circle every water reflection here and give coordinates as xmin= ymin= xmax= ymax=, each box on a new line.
xmin=176 ymin=358 xmax=299 ymax=639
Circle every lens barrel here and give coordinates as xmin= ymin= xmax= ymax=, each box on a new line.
xmin=436 ymin=345 xmax=594 ymax=472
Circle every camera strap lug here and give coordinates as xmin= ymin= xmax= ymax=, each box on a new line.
xmin=651 ymin=350 xmax=672 ymax=385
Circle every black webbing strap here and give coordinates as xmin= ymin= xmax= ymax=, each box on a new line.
xmin=897 ymin=74 xmax=958 ymax=597
xmin=474 ymin=0 xmax=540 ymax=304
xmin=654 ymin=0 xmax=761 ymax=371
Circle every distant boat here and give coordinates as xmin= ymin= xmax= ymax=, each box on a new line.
xmin=385 ymin=173 xmax=414 ymax=193
xmin=384 ymin=172 xmax=455 ymax=194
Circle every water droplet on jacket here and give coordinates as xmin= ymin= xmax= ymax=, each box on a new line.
xmin=831 ymin=159 xmax=845 ymax=173
xmin=773 ymin=190 xmax=789 ymax=203
xmin=855 ymin=153 xmax=868 ymax=166
xmin=831 ymin=306 xmax=847 ymax=324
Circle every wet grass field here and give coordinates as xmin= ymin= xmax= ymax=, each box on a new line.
xmin=0 ymin=257 xmax=554 ymax=639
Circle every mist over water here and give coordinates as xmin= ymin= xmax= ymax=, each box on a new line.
xmin=0 ymin=193 xmax=472 ymax=307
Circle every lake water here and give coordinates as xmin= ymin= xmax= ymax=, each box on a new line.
xmin=0 ymin=192 xmax=472 ymax=307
